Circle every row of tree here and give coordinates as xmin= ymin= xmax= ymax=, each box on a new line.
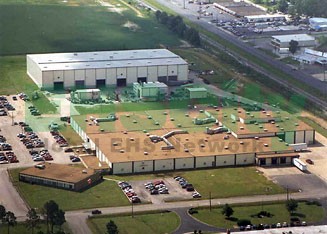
xmin=221 ymin=199 xmax=299 ymax=219
xmin=155 ymin=11 xmax=201 ymax=46
xmin=0 ymin=200 xmax=66 ymax=234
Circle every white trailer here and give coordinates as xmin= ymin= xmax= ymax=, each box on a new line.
xmin=289 ymin=143 xmax=307 ymax=152
xmin=293 ymin=158 xmax=307 ymax=172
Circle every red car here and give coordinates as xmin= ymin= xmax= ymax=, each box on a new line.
xmin=153 ymin=180 xmax=165 ymax=186
xmin=306 ymin=159 xmax=314 ymax=165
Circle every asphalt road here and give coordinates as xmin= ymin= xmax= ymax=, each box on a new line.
xmin=65 ymin=187 xmax=327 ymax=234
xmin=0 ymin=169 xmax=29 ymax=219
xmin=152 ymin=0 xmax=327 ymax=111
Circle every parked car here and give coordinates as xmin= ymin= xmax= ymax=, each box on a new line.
xmin=71 ymin=157 xmax=81 ymax=162
xmin=150 ymin=189 xmax=159 ymax=195
xmin=64 ymin=148 xmax=73 ymax=152
xmin=305 ymin=159 xmax=314 ymax=165
xmin=192 ymin=192 xmax=201 ymax=198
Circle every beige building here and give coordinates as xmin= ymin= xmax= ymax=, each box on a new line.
xmin=27 ymin=49 xmax=189 ymax=90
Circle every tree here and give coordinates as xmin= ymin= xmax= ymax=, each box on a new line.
xmin=155 ymin=10 xmax=162 ymax=21
xmin=0 ymin=205 xmax=6 ymax=221
xmin=3 ymin=211 xmax=17 ymax=234
xmin=286 ymin=199 xmax=298 ymax=214
xmin=289 ymin=40 xmax=299 ymax=54
xmin=26 ymin=208 xmax=41 ymax=234
xmin=277 ymin=0 xmax=288 ymax=13
xmin=221 ymin=204 xmax=234 ymax=219
xmin=52 ymin=209 xmax=66 ymax=231
xmin=106 ymin=220 xmax=118 ymax=234
xmin=43 ymin=200 xmax=59 ymax=234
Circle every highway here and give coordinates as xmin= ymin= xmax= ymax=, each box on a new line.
xmin=151 ymin=0 xmax=327 ymax=112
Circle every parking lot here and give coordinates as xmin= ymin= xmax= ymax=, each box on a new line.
xmin=127 ymin=177 xmax=200 ymax=204
xmin=0 ymin=95 xmax=74 ymax=168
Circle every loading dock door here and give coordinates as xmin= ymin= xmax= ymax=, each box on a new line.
xmin=137 ymin=77 xmax=147 ymax=83
xmin=75 ymin=80 xmax=85 ymax=89
xmin=158 ymin=76 xmax=167 ymax=84
xmin=117 ymin=79 xmax=126 ymax=87
xmin=96 ymin=79 xmax=106 ymax=88
xmin=53 ymin=82 xmax=64 ymax=90
xmin=168 ymin=76 xmax=178 ymax=81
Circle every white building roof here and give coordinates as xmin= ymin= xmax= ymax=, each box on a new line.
xmin=245 ymin=14 xmax=286 ymax=19
xmin=272 ymin=34 xmax=315 ymax=43
xmin=27 ymin=49 xmax=187 ymax=71
xmin=309 ymin=17 xmax=327 ymax=24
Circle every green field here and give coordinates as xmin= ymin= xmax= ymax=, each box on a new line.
xmin=88 ymin=211 xmax=180 ymax=234
xmin=0 ymin=56 xmax=57 ymax=113
xmin=108 ymin=167 xmax=285 ymax=199
xmin=59 ymin=124 xmax=84 ymax=146
xmin=192 ymin=201 xmax=325 ymax=229
xmin=0 ymin=2 xmax=180 ymax=55
xmin=299 ymin=116 xmax=327 ymax=138
xmin=9 ymin=168 xmax=130 ymax=211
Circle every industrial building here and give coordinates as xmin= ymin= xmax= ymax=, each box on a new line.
xmin=26 ymin=49 xmax=189 ymax=90
xmin=70 ymin=107 xmax=314 ymax=174
xmin=309 ymin=18 xmax=327 ymax=31
xmin=293 ymin=48 xmax=327 ymax=65
xmin=244 ymin=14 xmax=286 ymax=23
xmin=271 ymin=34 xmax=316 ymax=53
xmin=19 ymin=163 xmax=102 ymax=191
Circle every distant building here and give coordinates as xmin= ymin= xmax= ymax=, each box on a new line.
xmin=27 ymin=49 xmax=189 ymax=90
xmin=271 ymin=34 xmax=316 ymax=53
xmin=293 ymin=48 xmax=327 ymax=65
xmin=244 ymin=14 xmax=286 ymax=23
xmin=309 ymin=18 xmax=327 ymax=31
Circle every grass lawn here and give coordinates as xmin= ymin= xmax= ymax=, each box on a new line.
xmin=0 ymin=222 xmax=71 ymax=234
xmin=0 ymin=3 xmax=180 ymax=55
xmin=59 ymin=124 xmax=84 ymax=146
xmin=298 ymin=116 xmax=327 ymax=138
xmin=0 ymin=56 xmax=57 ymax=113
xmin=9 ymin=168 xmax=130 ymax=211
xmin=87 ymin=211 xmax=180 ymax=234
xmin=192 ymin=201 xmax=325 ymax=229
xmin=108 ymin=167 xmax=285 ymax=199
xmin=173 ymin=48 xmax=305 ymax=114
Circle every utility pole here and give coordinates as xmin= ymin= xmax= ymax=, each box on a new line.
xmin=131 ymin=201 xmax=134 ymax=218
xmin=209 ymin=191 xmax=212 ymax=211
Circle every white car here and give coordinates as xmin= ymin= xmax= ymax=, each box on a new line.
xmin=192 ymin=192 xmax=201 ymax=198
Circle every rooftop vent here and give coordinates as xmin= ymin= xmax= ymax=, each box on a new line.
xmin=264 ymin=144 xmax=269 ymax=147
xmin=120 ymin=149 xmax=124 ymax=153
xmin=184 ymin=149 xmax=189 ymax=152
xmin=224 ymin=146 xmax=229 ymax=150
xmin=144 ymin=152 xmax=148 ymax=155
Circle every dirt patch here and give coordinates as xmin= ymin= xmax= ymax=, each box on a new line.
xmin=122 ymin=21 xmax=140 ymax=32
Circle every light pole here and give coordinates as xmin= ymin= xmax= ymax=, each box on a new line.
xmin=209 ymin=191 xmax=212 ymax=211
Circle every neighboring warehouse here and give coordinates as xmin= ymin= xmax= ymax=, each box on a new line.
xmin=70 ymin=107 xmax=313 ymax=174
xmin=19 ymin=163 xmax=101 ymax=191
xmin=309 ymin=18 xmax=327 ymax=31
xmin=271 ymin=34 xmax=316 ymax=54
xmin=244 ymin=14 xmax=286 ymax=23
xmin=26 ymin=49 xmax=189 ymax=90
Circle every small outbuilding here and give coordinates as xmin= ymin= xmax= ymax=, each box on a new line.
xmin=186 ymin=87 xmax=207 ymax=99
xmin=19 ymin=163 xmax=102 ymax=191
xmin=133 ymin=82 xmax=168 ymax=101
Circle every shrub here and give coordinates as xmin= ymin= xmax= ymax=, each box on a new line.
xmin=237 ymin=219 xmax=251 ymax=227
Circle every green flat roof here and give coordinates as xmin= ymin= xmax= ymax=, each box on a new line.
xmin=187 ymin=87 xmax=207 ymax=92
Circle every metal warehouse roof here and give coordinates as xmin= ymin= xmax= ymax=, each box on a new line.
xmin=309 ymin=17 xmax=327 ymax=24
xmin=272 ymin=34 xmax=315 ymax=43
xmin=27 ymin=49 xmax=188 ymax=71
xmin=245 ymin=14 xmax=286 ymax=19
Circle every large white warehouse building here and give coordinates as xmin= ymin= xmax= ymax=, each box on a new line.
xmin=27 ymin=49 xmax=189 ymax=90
